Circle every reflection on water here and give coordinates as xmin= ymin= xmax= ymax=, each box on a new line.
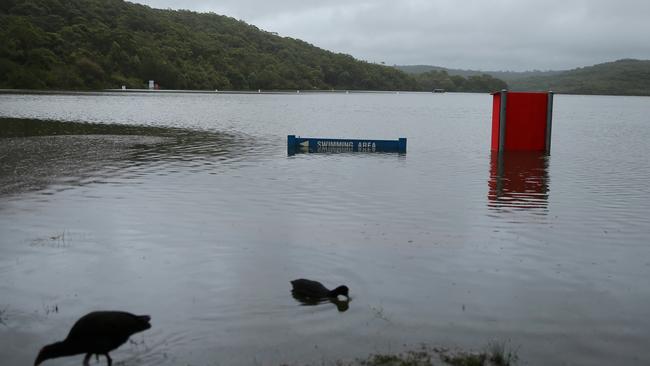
xmin=291 ymin=292 xmax=350 ymax=312
xmin=0 ymin=118 xmax=264 ymax=197
xmin=488 ymin=151 xmax=549 ymax=213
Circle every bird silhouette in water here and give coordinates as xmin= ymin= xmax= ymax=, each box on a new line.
xmin=291 ymin=279 xmax=350 ymax=311
xmin=34 ymin=311 xmax=151 ymax=366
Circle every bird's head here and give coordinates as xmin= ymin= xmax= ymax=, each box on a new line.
xmin=330 ymin=285 xmax=349 ymax=299
xmin=34 ymin=344 xmax=56 ymax=366
xmin=34 ymin=341 xmax=73 ymax=366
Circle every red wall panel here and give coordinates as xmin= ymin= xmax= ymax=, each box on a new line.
xmin=491 ymin=91 xmax=550 ymax=152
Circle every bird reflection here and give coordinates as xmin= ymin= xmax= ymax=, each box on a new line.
xmin=488 ymin=151 xmax=550 ymax=212
xmin=291 ymin=292 xmax=350 ymax=312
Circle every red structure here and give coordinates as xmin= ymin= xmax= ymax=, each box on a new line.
xmin=491 ymin=90 xmax=553 ymax=153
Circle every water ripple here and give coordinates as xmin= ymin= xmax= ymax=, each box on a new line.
xmin=0 ymin=118 xmax=273 ymax=197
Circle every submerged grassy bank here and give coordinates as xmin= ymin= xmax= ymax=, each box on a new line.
xmin=277 ymin=342 xmax=518 ymax=366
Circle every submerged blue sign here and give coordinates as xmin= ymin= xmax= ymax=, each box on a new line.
xmin=288 ymin=135 xmax=407 ymax=155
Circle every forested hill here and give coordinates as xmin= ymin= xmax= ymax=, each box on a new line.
xmin=397 ymin=59 xmax=650 ymax=96
xmin=395 ymin=65 xmax=562 ymax=83
xmin=1 ymin=0 xmax=422 ymax=90
xmin=507 ymin=59 xmax=650 ymax=96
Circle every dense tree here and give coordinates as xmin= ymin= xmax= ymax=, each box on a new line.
xmin=508 ymin=59 xmax=650 ymax=96
xmin=0 ymin=0 xmax=506 ymax=92
xmin=415 ymin=70 xmax=507 ymax=93
xmin=398 ymin=59 xmax=650 ymax=96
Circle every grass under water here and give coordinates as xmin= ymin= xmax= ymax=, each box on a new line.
xmin=278 ymin=342 xmax=518 ymax=366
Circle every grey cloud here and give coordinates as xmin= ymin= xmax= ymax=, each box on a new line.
xmin=131 ymin=0 xmax=650 ymax=71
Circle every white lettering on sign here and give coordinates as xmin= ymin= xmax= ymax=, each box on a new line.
xmin=358 ymin=141 xmax=377 ymax=152
xmin=317 ymin=140 xmax=354 ymax=152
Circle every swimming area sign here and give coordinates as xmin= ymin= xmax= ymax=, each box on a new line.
xmin=288 ymin=135 xmax=407 ymax=155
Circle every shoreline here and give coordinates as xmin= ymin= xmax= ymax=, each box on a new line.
xmin=0 ymin=88 xmax=438 ymax=96
xmin=2 ymin=88 xmax=648 ymax=97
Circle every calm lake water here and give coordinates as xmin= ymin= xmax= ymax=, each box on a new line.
xmin=1 ymin=91 xmax=649 ymax=366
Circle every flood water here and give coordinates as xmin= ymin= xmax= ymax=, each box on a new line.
xmin=1 ymin=91 xmax=649 ymax=366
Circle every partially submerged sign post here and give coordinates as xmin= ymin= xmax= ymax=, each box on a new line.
xmin=288 ymin=135 xmax=407 ymax=155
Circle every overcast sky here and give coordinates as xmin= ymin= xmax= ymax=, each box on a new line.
xmin=131 ymin=0 xmax=650 ymax=71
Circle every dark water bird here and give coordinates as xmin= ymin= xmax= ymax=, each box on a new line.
xmin=290 ymin=279 xmax=349 ymax=300
xmin=34 ymin=311 xmax=151 ymax=366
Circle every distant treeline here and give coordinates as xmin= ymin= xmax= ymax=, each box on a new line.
xmin=0 ymin=0 xmax=507 ymax=92
xmin=507 ymin=59 xmax=650 ymax=96
xmin=395 ymin=64 xmax=564 ymax=83
xmin=414 ymin=70 xmax=507 ymax=93
xmin=397 ymin=59 xmax=650 ymax=96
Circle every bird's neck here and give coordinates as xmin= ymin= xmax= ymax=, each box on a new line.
xmin=328 ymin=288 xmax=342 ymax=297
xmin=39 ymin=340 xmax=84 ymax=361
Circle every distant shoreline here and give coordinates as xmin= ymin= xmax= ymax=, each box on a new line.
xmin=0 ymin=88 xmax=443 ymax=95
xmin=1 ymin=89 xmax=649 ymax=97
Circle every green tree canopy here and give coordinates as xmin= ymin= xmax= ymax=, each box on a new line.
xmin=0 ymin=0 xmax=506 ymax=92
